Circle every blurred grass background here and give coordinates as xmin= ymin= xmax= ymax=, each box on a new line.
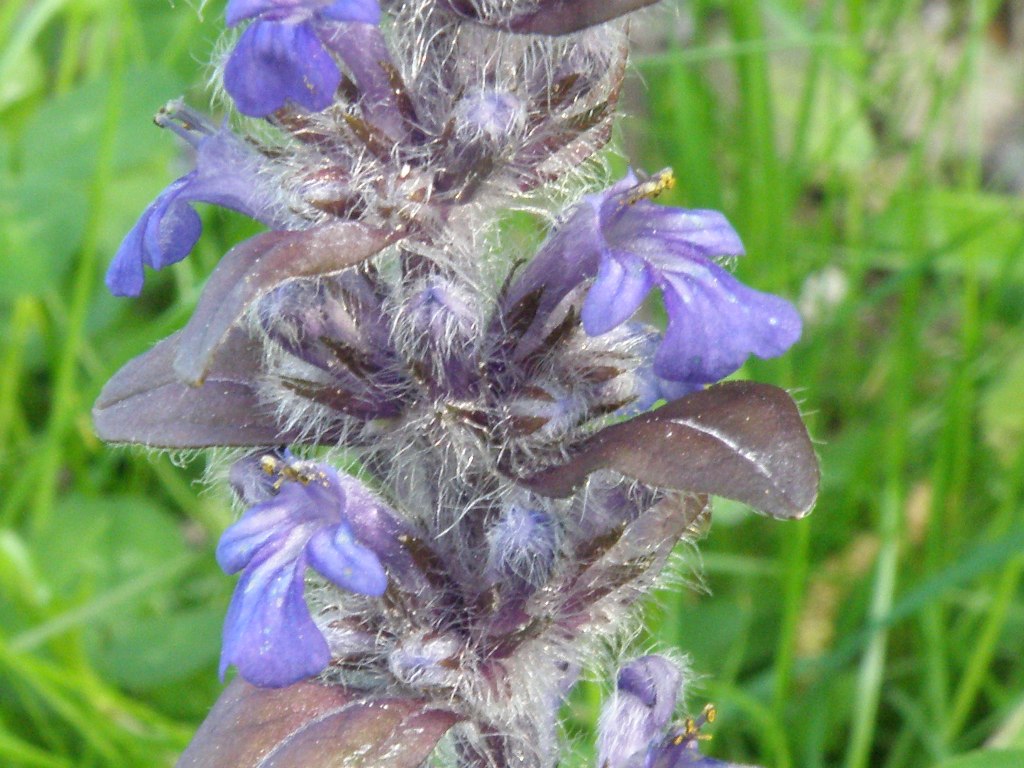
xmin=2 ymin=1 xmax=1024 ymax=767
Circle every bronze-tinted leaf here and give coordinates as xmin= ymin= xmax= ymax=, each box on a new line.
xmin=174 ymin=222 xmax=395 ymax=386
xmin=93 ymin=329 xmax=297 ymax=448
xmin=177 ymin=678 xmax=461 ymax=768
xmin=554 ymin=493 xmax=708 ymax=624
xmin=520 ymin=381 xmax=820 ymax=519
xmin=508 ymin=0 xmax=660 ymax=34
xmin=443 ymin=0 xmax=659 ymax=35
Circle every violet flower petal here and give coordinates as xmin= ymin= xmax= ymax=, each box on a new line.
xmin=616 ymin=656 xmax=681 ymax=729
xmin=229 ymin=448 xmax=292 ymax=506
xmin=503 ymin=187 xmax=609 ymax=334
xmin=597 ymin=695 xmax=657 ymax=768
xmin=306 ymin=524 xmax=388 ymax=596
xmin=214 ymin=459 xmax=398 ymax=688
xmin=320 ymin=0 xmax=381 ymax=24
xmin=597 ymin=201 xmax=783 ymax=385
xmin=105 ymin=175 xmax=201 ymax=296
xmin=656 ymin=266 xmax=803 ymax=383
xmin=603 ymin=204 xmax=744 ymax=265
xmin=646 ymin=731 xmax=755 ymax=768
xmin=528 ymin=172 xmax=802 ymax=385
xmin=225 ymin=20 xmax=341 ymax=117
xmin=655 ymin=375 xmax=701 ymax=403
xmin=483 ymin=505 xmax=559 ymax=587
xmin=141 ymin=177 xmax=204 ymax=270
xmin=453 ymin=88 xmax=526 ymax=143
xmin=105 ymin=124 xmax=283 ymax=297
xmin=329 ymin=473 xmax=423 ymax=584
xmin=226 ymin=0 xmax=289 ymax=26
xmin=216 ymin=492 xmax=298 ymax=574
xmin=227 ymin=0 xmax=381 ymax=26
xmin=183 ymin=129 xmax=285 ymax=221
xmin=580 ymin=249 xmax=653 ymax=336
xmin=219 ymin=543 xmax=331 ymax=687
xmin=597 ymin=656 xmax=682 ymax=768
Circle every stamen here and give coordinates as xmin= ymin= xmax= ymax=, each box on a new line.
xmin=622 ymin=168 xmax=676 ymax=206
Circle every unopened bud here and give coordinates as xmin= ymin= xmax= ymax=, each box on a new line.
xmin=453 ymin=88 xmax=526 ymax=144
xmin=597 ymin=655 xmax=683 ymax=768
xmin=485 ymin=503 xmax=560 ymax=587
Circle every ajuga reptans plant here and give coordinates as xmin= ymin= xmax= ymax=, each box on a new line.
xmin=94 ymin=1 xmax=820 ymax=766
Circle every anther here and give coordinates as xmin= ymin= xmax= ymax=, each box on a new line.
xmin=622 ymin=168 xmax=676 ymax=206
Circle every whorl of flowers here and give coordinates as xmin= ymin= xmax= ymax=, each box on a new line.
xmin=94 ymin=2 xmax=819 ymax=767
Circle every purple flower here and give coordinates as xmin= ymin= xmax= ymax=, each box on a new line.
xmin=229 ymin=448 xmax=291 ymax=505
xmin=599 ymin=659 xmax=754 ymax=768
xmin=216 ymin=457 xmax=388 ymax=687
xmin=224 ymin=0 xmax=381 ymax=117
xmin=621 ymin=325 xmax=706 ymax=409
xmin=597 ymin=655 xmax=682 ymax=768
xmin=511 ymin=171 xmax=802 ymax=388
xmin=105 ymin=104 xmax=282 ymax=296
xmin=580 ymin=171 xmax=802 ymax=385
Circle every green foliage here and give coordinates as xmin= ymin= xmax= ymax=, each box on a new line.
xmin=931 ymin=751 xmax=1024 ymax=768
xmin=3 ymin=0 xmax=1024 ymax=766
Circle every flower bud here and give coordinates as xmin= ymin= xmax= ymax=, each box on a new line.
xmin=405 ymin=277 xmax=477 ymax=346
xmin=259 ymin=279 xmax=365 ymax=371
xmin=398 ymin=275 xmax=480 ymax=395
xmin=596 ymin=655 xmax=682 ymax=768
xmin=453 ymin=87 xmax=526 ymax=144
xmin=484 ymin=503 xmax=560 ymax=588
xmin=258 ymin=276 xmax=404 ymax=420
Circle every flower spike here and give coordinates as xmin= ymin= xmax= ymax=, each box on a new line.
xmin=93 ymin=4 xmax=822 ymax=766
